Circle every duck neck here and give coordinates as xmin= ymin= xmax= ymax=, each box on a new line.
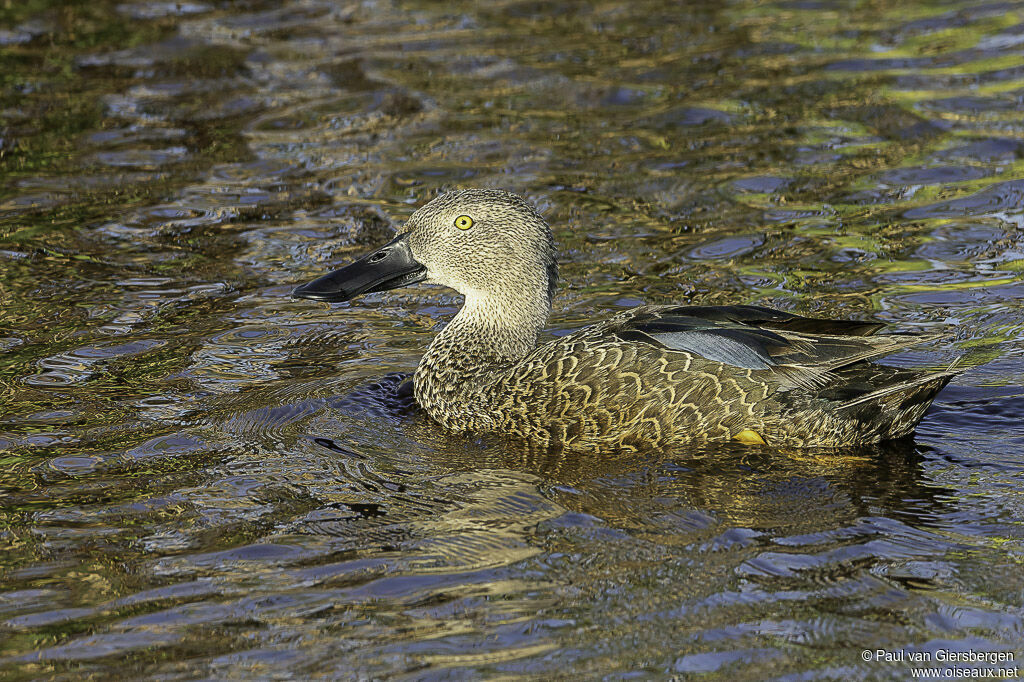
xmin=449 ymin=288 xmax=548 ymax=359
xmin=414 ymin=284 xmax=549 ymax=426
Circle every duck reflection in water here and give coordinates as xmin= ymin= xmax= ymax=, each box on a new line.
xmin=307 ymin=418 xmax=954 ymax=568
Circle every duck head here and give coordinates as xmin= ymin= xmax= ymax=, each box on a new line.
xmin=293 ymin=189 xmax=558 ymax=310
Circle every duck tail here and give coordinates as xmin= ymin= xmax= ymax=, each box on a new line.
xmin=838 ymin=368 xmax=959 ymax=440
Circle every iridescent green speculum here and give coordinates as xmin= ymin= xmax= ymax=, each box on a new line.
xmin=294 ymin=189 xmax=959 ymax=450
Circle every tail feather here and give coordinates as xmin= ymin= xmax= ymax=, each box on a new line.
xmin=838 ymin=369 xmax=958 ymax=440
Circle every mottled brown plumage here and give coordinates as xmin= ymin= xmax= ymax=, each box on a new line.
xmin=294 ymin=189 xmax=959 ymax=450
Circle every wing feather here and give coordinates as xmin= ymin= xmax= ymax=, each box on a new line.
xmin=607 ymin=305 xmax=942 ymax=389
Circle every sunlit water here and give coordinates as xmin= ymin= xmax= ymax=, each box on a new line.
xmin=1 ymin=0 xmax=1023 ymax=678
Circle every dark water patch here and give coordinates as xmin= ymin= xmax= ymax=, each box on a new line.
xmin=326 ymin=372 xmax=416 ymax=421
xmin=22 ymin=339 xmax=168 ymax=387
xmin=903 ymin=179 xmax=1024 ymax=221
xmin=934 ymin=138 xmax=1024 ymax=163
xmin=88 ymin=125 xmax=188 ymax=147
xmin=11 ymin=630 xmax=184 ymax=663
xmin=875 ymin=165 xmax=992 ymax=187
xmin=118 ymin=2 xmax=213 ymax=21
xmin=688 ymin=234 xmax=766 ymax=260
xmin=929 ymin=383 xmax=1024 ymax=434
xmin=830 ymin=103 xmax=944 ymax=142
xmin=1 ymin=0 xmax=1024 ymax=678
xmin=732 ymin=176 xmax=793 ymax=194
xmin=640 ymin=106 xmax=736 ymax=129
xmin=917 ymin=95 xmax=1023 ymax=115
xmin=93 ymin=146 xmax=191 ymax=169
xmin=75 ymin=37 xmax=249 ymax=79
xmin=915 ymin=223 xmax=1012 ymax=263
xmin=825 ymin=57 xmax=933 ymax=72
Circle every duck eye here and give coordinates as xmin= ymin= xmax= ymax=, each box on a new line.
xmin=454 ymin=215 xmax=474 ymax=230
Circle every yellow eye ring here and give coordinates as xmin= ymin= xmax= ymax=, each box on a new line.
xmin=454 ymin=215 xmax=474 ymax=230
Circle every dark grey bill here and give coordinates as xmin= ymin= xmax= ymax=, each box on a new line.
xmin=292 ymin=234 xmax=427 ymax=303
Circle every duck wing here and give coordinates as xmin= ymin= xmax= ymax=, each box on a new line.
xmin=605 ymin=304 xmax=942 ymax=389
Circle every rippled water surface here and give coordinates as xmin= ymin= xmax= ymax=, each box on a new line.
xmin=2 ymin=0 xmax=1024 ymax=678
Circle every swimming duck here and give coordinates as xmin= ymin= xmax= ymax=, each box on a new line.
xmin=293 ymin=189 xmax=957 ymax=449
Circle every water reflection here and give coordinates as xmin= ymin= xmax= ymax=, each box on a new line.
xmin=2 ymin=0 xmax=1023 ymax=677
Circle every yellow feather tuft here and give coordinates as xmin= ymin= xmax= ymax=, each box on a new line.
xmin=733 ymin=429 xmax=766 ymax=445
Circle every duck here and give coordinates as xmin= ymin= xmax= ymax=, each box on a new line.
xmin=292 ymin=189 xmax=958 ymax=450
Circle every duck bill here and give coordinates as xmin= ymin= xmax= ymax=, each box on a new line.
xmin=292 ymin=234 xmax=427 ymax=303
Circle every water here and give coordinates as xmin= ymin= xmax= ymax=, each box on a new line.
xmin=1 ymin=0 xmax=1023 ymax=678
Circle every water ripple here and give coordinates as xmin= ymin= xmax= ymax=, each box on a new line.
xmin=2 ymin=0 xmax=1024 ymax=677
